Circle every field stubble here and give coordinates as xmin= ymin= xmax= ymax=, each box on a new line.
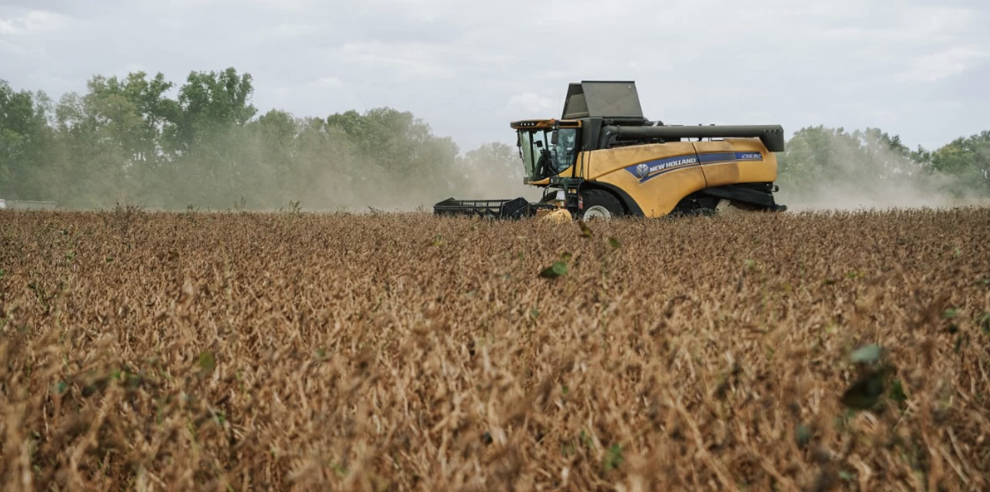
xmin=1 ymin=206 xmax=989 ymax=491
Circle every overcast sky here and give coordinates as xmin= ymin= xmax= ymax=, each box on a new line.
xmin=2 ymin=0 xmax=988 ymax=153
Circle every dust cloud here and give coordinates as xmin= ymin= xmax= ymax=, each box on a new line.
xmin=302 ymin=140 xmax=545 ymax=214
xmin=777 ymin=180 xmax=987 ymax=213
xmin=772 ymin=130 xmax=987 ymax=213
xmin=30 ymin=116 xmax=983 ymax=214
xmin=87 ymin=124 xmax=543 ymax=214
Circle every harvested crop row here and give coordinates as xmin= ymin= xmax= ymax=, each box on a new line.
xmin=1 ymin=207 xmax=989 ymax=491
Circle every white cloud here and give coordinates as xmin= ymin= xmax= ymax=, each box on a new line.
xmin=0 ymin=9 xmax=69 ymax=35
xmin=337 ymin=41 xmax=456 ymax=78
xmin=362 ymin=0 xmax=459 ymax=22
xmin=0 ymin=37 xmax=22 ymax=54
xmin=505 ymin=92 xmax=556 ymax=117
xmin=269 ymin=76 xmax=363 ymax=115
xmin=243 ymin=0 xmax=317 ymax=12
xmin=908 ymin=46 xmax=990 ymax=81
xmin=263 ymin=22 xmax=320 ymax=40
xmin=0 ymin=0 xmax=988 ymax=153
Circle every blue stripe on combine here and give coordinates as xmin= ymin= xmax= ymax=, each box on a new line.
xmin=622 ymin=151 xmax=764 ymax=184
xmin=699 ymin=151 xmax=763 ymax=164
xmin=698 ymin=152 xmax=736 ymax=163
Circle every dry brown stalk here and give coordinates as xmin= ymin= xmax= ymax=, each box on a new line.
xmin=0 ymin=207 xmax=988 ymax=491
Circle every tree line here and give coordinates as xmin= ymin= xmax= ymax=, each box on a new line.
xmin=1 ymin=68 xmax=987 ymax=211
xmin=775 ymin=126 xmax=989 ymax=209
xmin=0 ymin=68 xmax=527 ymax=211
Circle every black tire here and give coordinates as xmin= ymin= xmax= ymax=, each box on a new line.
xmin=670 ymin=194 xmax=718 ymax=217
xmin=580 ymin=189 xmax=624 ymax=220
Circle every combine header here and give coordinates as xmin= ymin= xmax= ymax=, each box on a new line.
xmin=432 ymin=197 xmax=546 ymax=220
xmin=434 ymin=80 xmax=788 ymax=220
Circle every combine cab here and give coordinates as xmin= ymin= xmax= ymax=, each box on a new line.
xmin=434 ymin=80 xmax=787 ymax=220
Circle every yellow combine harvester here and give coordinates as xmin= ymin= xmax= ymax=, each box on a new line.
xmin=434 ymin=80 xmax=787 ymax=220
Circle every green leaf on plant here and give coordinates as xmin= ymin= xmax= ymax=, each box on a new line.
xmin=608 ymin=237 xmax=621 ymax=249
xmin=890 ymin=379 xmax=907 ymax=402
xmin=795 ymin=423 xmax=812 ymax=448
xmin=604 ymin=444 xmax=623 ymax=471
xmin=198 ymin=351 xmax=216 ymax=373
xmin=850 ymin=344 xmax=882 ymax=364
xmin=840 ymin=371 xmax=885 ymax=410
xmin=577 ymin=220 xmax=593 ymax=238
xmin=539 ymin=261 xmax=568 ymax=279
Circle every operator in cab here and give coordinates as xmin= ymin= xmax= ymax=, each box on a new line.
xmin=553 ymin=129 xmax=576 ymax=174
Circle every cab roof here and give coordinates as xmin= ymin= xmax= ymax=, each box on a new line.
xmin=509 ymin=119 xmax=581 ymax=130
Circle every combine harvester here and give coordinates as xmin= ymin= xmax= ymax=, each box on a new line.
xmin=434 ymin=81 xmax=788 ymax=220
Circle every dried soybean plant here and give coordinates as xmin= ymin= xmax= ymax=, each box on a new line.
xmin=0 ymin=207 xmax=988 ymax=491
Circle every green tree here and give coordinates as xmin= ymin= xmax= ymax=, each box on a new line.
xmin=459 ymin=141 xmax=523 ymax=183
xmin=0 ymin=80 xmax=57 ymax=201
xmin=169 ymin=68 xmax=256 ymax=153
xmin=775 ymin=125 xmax=950 ymax=209
xmin=156 ymin=68 xmax=258 ymax=208
xmin=86 ymin=72 xmax=179 ymax=161
xmin=250 ymin=109 xmax=298 ymax=206
xmin=7 ymin=67 xmax=986 ymax=212
xmin=926 ymin=131 xmax=990 ymax=196
xmin=325 ymin=107 xmax=462 ymax=206
xmin=287 ymin=116 xmax=365 ymax=209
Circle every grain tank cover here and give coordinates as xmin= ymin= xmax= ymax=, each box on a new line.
xmin=562 ymin=81 xmax=645 ymax=120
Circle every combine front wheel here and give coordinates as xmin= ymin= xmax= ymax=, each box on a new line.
xmin=580 ymin=189 xmax=624 ymax=221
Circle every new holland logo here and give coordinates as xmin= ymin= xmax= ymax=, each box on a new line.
xmin=625 ymin=155 xmax=699 ymax=183
xmin=635 ymin=163 xmax=650 ymax=179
